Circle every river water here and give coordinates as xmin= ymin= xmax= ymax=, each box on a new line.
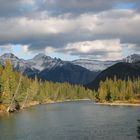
xmin=0 ymin=101 xmax=140 ymax=140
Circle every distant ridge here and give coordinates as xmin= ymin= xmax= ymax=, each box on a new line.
xmin=123 ymin=54 xmax=140 ymax=63
xmin=0 ymin=53 xmax=140 ymax=85
xmin=72 ymin=54 xmax=140 ymax=72
xmin=87 ymin=61 xmax=140 ymax=90
xmin=0 ymin=53 xmax=98 ymax=84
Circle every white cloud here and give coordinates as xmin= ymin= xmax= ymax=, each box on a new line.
xmin=64 ymin=39 xmax=122 ymax=53
xmin=21 ymin=0 xmax=35 ymax=5
xmin=0 ymin=44 xmax=12 ymax=52
xmin=62 ymin=39 xmax=123 ymax=60
xmin=0 ymin=9 xmax=139 ymax=44
xmin=45 ymin=39 xmax=137 ymax=60
xmin=0 ymin=8 xmax=140 ymax=60
xmin=45 ymin=46 xmax=55 ymax=54
xmin=21 ymin=45 xmax=29 ymax=53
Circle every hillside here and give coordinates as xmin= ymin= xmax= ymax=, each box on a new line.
xmin=87 ymin=61 xmax=140 ymax=90
xmin=0 ymin=53 xmax=98 ymax=84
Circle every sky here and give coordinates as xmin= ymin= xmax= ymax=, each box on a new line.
xmin=0 ymin=0 xmax=139 ymax=60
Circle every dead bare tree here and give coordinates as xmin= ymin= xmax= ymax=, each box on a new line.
xmin=54 ymin=88 xmax=60 ymax=101
xmin=22 ymin=81 xmax=39 ymax=109
xmin=7 ymin=74 xmax=22 ymax=112
xmin=21 ymin=90 xmax=29 ymax=109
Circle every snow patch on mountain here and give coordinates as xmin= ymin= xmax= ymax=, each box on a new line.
xmin=72 ymin=59 xmax=118 ymax=71
xmin=27 ymin=53 xmax=66 ymax=71
xmin=123 ymin=54 xmax=140 ymax=63
xmin=0 ymin=53 xmax=140 ymax=76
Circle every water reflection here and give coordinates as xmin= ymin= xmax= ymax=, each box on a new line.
xmin=0 ymin=102 xmax=140 ymax=140
xmin=137 ymin=120 xmax=140 ymax=140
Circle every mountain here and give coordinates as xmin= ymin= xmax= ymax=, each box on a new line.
xmin=39 ymin=62 xmax=97 ymax=84
xmin=122 ymin=54 xmax=140 ymax=63
xmin=1 ymin=53 xmax=140 ymax=85
xmin=28 ymin=54 xmax=98 ymax=84
xmin=0 ymin=53 xmax=98 ymax=84
xmin=72 ymin=54 xmax=140 ymax=72
xmin=0 ymin=53 xmax=39 ymax=77
xmin=27 ymin=53 xmax=64 ymax=71
xmin=87 ymin=61 xmax=140 ymax=90
xmin=72 ymin=59 xmax=118 ymax=72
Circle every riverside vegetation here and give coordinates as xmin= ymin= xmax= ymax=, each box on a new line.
xmin=0 ymin=60 xmax=140 ymax=113
xmin=0 ymin=60 xmax=95 ymax=112
xmin=97 ymin=77 xmax=140 ymax=104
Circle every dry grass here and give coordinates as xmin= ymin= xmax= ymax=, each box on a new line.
xmin=0 ymin=104 xmax=6 ymax=112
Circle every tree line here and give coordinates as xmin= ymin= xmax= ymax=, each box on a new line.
xmin=0 ymin=60 xmax=95 ymax=109
xmin=97 ymin=77 xmax=140 ymax=102
xmin=1 ymin=59 xmax=140 ymax=111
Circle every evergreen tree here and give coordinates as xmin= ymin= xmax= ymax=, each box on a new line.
xmin=98 ymin=81 xmax=107 ymax=102
xmin=1 ymin=60 xmax=16 ymax=104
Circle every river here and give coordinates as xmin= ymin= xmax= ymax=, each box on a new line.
xmin=0 ymin=101 xmax=140 ymax=140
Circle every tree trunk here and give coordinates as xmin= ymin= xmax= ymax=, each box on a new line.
xmin=7 ymin=75 xmax=22 ymax=112
xmin=21 ymin=90 xmax=29 ymax=109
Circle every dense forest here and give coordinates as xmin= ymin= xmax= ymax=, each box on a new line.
xmin=97 ymin=77 xmax=140 ymax=102
xmin=0 ymin=59 xmax=140 ymax=112
xmin=0 ymin=60 xmax=95 ymax=112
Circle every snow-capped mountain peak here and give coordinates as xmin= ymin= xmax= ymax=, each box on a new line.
xmin=27 ymin=54 xmax=64 ymax=71
xmin=0 ymin=53 xmax=37 ymax=75
xmin=0 ymin=53 xmax=19 ymax=60
xmin=72 ymin=59 xmax=118 ymax=72
xmin=1 ymin=53 xmax=140 ymax=72
xmin=33 ymin=53 xmax=52 ymax=61
xmin=0 ymin=53 xmax=140 ymax=84
xmin=123 ymin=54 xmax=140 ymax=63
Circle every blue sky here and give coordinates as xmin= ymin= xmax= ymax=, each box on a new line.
xmin=0 ymin=45 xmax=79 ymax=60
xmin=0 ymin=0 xmax=139 ymax=60
xmin=114 ymin=2 xmax=136 ymax=9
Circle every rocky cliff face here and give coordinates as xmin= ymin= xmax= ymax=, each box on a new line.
xmin=0 ymin=53 xmax=98 ymax=84
xmin=87 ymin=61 xmax=140 ymax=90
xmin=1 ymin=53 xmax=140 ymax=85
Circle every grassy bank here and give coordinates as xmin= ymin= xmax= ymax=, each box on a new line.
xmin=96 ymin=100 xmax=140 ymax=106
xmin=0 ymin=99 xmax=92 ymax=113
xmin=1 ymin=99 xmax=140 ymax=114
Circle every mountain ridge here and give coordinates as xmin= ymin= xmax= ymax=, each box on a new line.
xmin=87 ymin=61 xmax=140 ymax=90
xmin=0 ymin=53 xmax=140 ymax=85
xmin=0 ymin=53 xmax=98 ymax=84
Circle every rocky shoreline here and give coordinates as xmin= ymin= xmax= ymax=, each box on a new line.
xmin=0 ymin=99 xmax=91 ymax=113
xmin=1 ymin=99 xmax=140 ymax=114
xmin=95 ymin=100 xmax=140 ymax=106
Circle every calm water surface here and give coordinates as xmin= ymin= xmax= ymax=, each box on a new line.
xmin=0 ymin=101 xmax=140 ymax=140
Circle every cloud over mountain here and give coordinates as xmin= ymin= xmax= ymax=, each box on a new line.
xmin=0 ymin=0 xmax=139 ymax=60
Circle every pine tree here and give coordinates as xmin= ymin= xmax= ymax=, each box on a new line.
xmin=98 ymin=81 xmax=107 ymax=102
xmin=125 ymin=80 xmax=134 ymax=100
xmin=1 ymin=60 xmax=16 ymax=104
xmin=0 ymin=65 xmax=3 ymax=103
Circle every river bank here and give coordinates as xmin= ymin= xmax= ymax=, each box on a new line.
xmin=96 ymin=100 xmax=140 ymax=106
xmin=0 ymin=99 xmax=91 ymax=113
xmin=1 ymin=99 xmax=140 ymax=113
xmin=1 ymin=101 xmax=140 ymax=140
